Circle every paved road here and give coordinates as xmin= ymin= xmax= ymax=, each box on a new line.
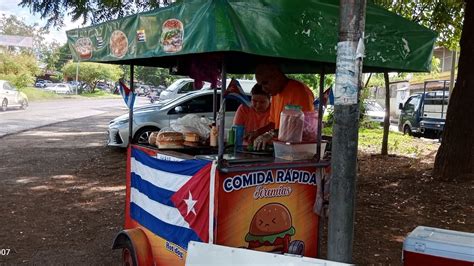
xmin=0 ymin=97 xmax=149 ymax=137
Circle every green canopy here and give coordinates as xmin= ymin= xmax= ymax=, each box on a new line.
xmin=66 ymin=0 xmax=437 ymax=74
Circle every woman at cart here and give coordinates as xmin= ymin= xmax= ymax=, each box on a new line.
xmin=233 ymin=84 xmax=271 ymax=144
xmin=253 ymin=64 xmax=315 ymax=150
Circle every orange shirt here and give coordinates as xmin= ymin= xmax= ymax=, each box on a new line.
xmin=233 ymin=105 xmax=270 ymax=133
xmin=269 ymin=79 xmax=315 ymax=128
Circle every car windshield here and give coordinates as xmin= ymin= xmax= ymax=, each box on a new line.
xmin=365 ymin=101 xmax=384 ymax=112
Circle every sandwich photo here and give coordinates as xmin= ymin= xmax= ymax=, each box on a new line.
xmin=75 ymin=37 xmax=93 ymax=59
xmin=110 ymin=30 xmax=128 ymax=58
xmin=160 ymin=19 xmax=184 ymax=53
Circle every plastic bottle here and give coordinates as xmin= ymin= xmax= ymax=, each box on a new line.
xmin=278 ymin=105 xmax=304 ymax=142
xmin=210 ymin=123 xmax=218 ymax=147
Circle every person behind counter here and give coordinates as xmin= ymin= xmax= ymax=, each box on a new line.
xmin=253 ymin=63 xmax=315 ymax=150
xmin=233 ymin=84 xmax=271 ymax=144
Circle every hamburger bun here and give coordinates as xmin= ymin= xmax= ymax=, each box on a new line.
xmin=249 ymin=203 xmax=292 ymax=236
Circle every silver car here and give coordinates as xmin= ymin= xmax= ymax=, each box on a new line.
xmin=0 ymin=80 xmax=29 ymax=111
xmin=107 ymin=89 xmax=243 ymax=147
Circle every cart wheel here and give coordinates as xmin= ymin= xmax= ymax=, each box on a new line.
xmin=121 ymin=239 xmax=137 ymax=266
xmin=288 ymin=240 xmax=305 ymax=256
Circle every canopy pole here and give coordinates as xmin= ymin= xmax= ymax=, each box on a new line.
xmin=218 ymin=63 xmax=227 ymax=163
xmin=316 ymin=69 xmax=325 ymax=161
xmin=328 ymin=0 xmax=366 ymax=262
xmin=128 ymin=64 xmax=135 ymax=146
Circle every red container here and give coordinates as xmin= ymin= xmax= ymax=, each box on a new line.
xmin=403 ymin=226 xmax=474 ymax=266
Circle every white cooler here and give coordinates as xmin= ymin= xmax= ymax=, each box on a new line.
xmin=403 ymin=226 xmax=474 ymax=266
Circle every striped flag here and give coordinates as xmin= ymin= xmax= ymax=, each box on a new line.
xmin=130 ymin=147 xmax=212 ymax=249
xmin=223 ymin=78 xmax=251 ymax=107
xmin=118 ymin=80 xmax=136 ymax=109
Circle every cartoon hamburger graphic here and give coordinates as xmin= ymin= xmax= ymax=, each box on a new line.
xmin=160 ymin=19 xmax=184 ymax=53
xmin=245 ymin=203 xmax=296 ymax=253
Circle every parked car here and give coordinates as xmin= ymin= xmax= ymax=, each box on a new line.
xmin=45 ymin=83 xmax=73 ymax=94
xmin=0 ymin=80 xmax=29 ymax=111
xmin=363 ymin=100 xmax=386 ymax=123
xmin=158 ymin=78 xmax=256 ymax=104
xmin=107 ymin=89 xmax=243 ymax=147
xmin=35 ymin=79 xmax=53 ymax=88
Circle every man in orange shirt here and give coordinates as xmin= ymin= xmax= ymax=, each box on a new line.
xmin=233 ymin=84 xmax=270 ymax=144
xmin=253 ymin=64 xmax=315 ymax=150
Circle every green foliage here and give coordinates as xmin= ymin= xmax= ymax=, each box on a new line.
xmin=134 ymin=66 xmax=178 ymax=86
xmin=371 ymin=0 xmax=464 ymax=49
xmin=0 ymin=53 xmax=39 ymax=88
xmin=18 ymin=0 xmax=173 ymax=28
xmin=62 ymin=62 xmax=123 ymax=92
xmin=0 ymin=14 xmax=49 ymax=56
xmin=288 ymin=74 xmax=335 ymax=95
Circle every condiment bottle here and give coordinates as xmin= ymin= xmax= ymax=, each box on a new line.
xmin=210 ymin=123 xmax=218 ymax=147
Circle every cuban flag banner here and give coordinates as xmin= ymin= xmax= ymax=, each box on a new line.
xmin=129 ymin=147 xmax=213 ymax=250
xmin=314 ymin=87 xmax=334 ymax=110
xmin=223 ymin=78 xmax=251 ymax=107
xmin=118 ymin=80 xmax=136 ymax=109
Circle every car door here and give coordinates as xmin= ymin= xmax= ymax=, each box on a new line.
xmin=167 ymin=94 xmax=215 ymax=126
xmin=3 ymin=82 xmax=20 ymax=105
xmin=400 ymin=95 xmax=421 ymax=130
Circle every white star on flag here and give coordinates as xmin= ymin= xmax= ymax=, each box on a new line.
xmin=184 ymin=191 xmax=197 ymax=216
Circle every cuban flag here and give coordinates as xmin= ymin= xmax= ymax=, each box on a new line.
xmin=223 ymin=78 xmax=251 ymax=107
xmin=314 ymin=87 xmax=334 ymax=110
xmin=118 ymin=80 xmax=136 ymax=109
xmin=130 ymin=147 xmax=213 ymax=249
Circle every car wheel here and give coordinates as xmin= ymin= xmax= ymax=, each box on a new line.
xmin=132 ymin=126 xmax=160 ymax=145
xmin=21 ymin=99 xmax=29 ymax=110
xmin=1 ymin=98 xmax=7 ymax=112
xmin=403 ymin=125 xmax=411 ymax=136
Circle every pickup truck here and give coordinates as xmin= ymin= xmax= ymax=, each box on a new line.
xmin=398 ymin=81 xmax=449 ymax=139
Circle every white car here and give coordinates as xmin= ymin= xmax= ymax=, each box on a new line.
xmin=158 ymin=78 xmax=256 ymax=104
xmin=45 ymin=83 xmax=72 ymax=94
xmin=0 ymin=80 xmax=29 ymax=111
xmin=364 ymin=100 xmax=386 ymax=123
xmin=107 ymin=89 xmax=243 ymax=147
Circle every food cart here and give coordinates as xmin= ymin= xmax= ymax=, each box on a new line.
xmin=66 ymin=0 xmax=436 ymax=265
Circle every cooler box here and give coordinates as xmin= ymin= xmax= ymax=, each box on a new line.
xmin=403 ymin=226 xmax=474 ymax=266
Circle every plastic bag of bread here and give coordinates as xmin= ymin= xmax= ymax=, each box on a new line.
xmin=278 ymin=105 xmax=304 ymax=142
xmin=156 ymin=128 xmax=184 ymax=149
xmin=171 ymin=114 xmax=211 ymax=139
xmin=302 ymin=111 xmax=319 ymax=142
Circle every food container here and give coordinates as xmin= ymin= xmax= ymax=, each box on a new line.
xmin=233 ymin=125 xmax=245 ymax=152
xmin=302 ymin=111 xmax=319 ymax=142
xmin=273 ymin=141 xmax=327 ymax=161
xmin=403 ymin=226 xmax=474 ymax=266
xmin=278 ymin=105 xmax=304 ymax=142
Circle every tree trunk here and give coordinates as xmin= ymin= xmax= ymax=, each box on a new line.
xmin=434 ymin=0 xmax=474 ymax=181
xmin=381 ymin=72 xmax=390 ymax=155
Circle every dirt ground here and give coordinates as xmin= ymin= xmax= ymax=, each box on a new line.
xmin=0 ymin=111 xmax=472 ymax=265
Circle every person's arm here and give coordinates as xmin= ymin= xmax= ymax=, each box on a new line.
xmin=246 ymin=122 xmax=275 ymax=143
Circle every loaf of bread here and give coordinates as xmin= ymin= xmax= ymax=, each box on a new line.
xmin=148 ymin=132 xmax=159 ymax=146
xmin=157 ymin=131 xmax=184 ymax=149
xmin=184 ymin=132 xmax=200 ymax=142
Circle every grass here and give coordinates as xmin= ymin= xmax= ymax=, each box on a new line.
xmin=323 ymin=126 xmax=439 ymax=157
xmin=21 ymin=87 xmax=61 ymax=101
xmin=21 ymin=87 xmax=120 ymax=101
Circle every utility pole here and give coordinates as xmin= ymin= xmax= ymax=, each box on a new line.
xmin=75 ymin=59 xmax=79 ymax=95
xmin=328 ymin=0 xmax=366 ymax=263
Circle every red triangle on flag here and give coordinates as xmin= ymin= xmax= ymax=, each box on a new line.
xmin=171 ymin=163 xmax=212 ymax=242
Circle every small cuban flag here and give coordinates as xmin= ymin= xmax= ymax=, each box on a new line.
xmin=130 ymin=147 xmax=212 ymax=249
xmin=314 ymin=87 xmax=334 ymax=110
xmin=118 ymin=80 xmax=136 ymax=109
xmin=223 ymin=78 xmax=251 ymax=107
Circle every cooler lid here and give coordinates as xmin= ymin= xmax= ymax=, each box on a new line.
xmin=403 ymin=226 xmax=474 ymax=262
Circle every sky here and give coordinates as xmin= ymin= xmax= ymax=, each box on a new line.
xmin=0 ymin=0 xmax=84 ymax=44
